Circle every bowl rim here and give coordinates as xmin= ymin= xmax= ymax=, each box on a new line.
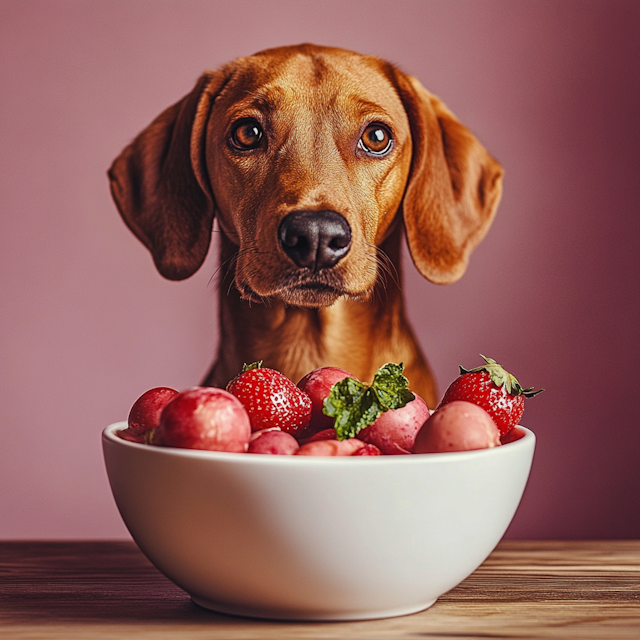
xmin=103 ymin=422 xmax=535 ymax=466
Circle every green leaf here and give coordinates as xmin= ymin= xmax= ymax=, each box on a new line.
xmin=522 ymin=386 xmax=545 ymax=398
xmin=323 ymin=362 xmax=415 ymax=440
xmin=371 ymin=362 xmax=414 ymax=410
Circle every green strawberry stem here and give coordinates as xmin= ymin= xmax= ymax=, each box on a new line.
xmin=323 ymin=362 xmax=415 ymax=441
xmin=462 ymin=355 xmax=543 ymax=398
xmin=225 ymin=361 xmax=265 ymax=392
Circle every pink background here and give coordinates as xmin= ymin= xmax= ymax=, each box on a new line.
xmin=1 ymin=0 xmax=639 ymax=539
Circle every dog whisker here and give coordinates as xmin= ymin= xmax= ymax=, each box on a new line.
xmin=364 ymin=252 xmax=388 ymax=293
xmin=209 ymin=250 xmax=241 ymax=287
xmin=369 ymin=243 xmax=401 ymax=291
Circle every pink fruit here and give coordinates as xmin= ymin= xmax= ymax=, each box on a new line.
xmin=154 ymin=387 xmax=251 ymax=452
xmin=357 ymin=394 xmax=429 ymax=454
xmin=119 ymin=387 xmax=179 ymax=443
xmin=295 ymin=438 xmax=366 ymax=456
xmin=500 ymin=426 xmax=526 ymax=445
xmin=248 ymin=429 xmax=300 ymax=455
xmin=298 ymin=428 xmax=337 ymax=445
xmin=352 ymin=443 xmax=382 ymax=456
xmin=297 ymin=367 xmax=355 ymax=435
xmin=412 ymin=400 xmax=501 ymax=454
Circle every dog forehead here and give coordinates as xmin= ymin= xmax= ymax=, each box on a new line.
xmin=221 ymin=45 xmax=408 ymax=125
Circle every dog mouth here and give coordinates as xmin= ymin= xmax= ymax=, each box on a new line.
xmin=293 ymin=281 xmax=341 ymax=292
xmin=283 ymin=284 xmax=345 ymax=307
xmin=237 ymin=270 xmax=361 ymax=307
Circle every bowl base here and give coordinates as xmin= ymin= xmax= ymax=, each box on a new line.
xmin=191 ymin=595 xmax=438 ymax=621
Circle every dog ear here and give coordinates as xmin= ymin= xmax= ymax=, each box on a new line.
xmin=108 ymin=70 xmax=229 ymax=280
xmin=394 ymin=73 xmax=504 ymax=284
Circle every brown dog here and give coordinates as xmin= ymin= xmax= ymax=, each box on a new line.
xmin=109 ymin=44 xmax=503 ymax=408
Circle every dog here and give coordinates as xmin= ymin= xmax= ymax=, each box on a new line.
xmin=108 ymin=43 xmax=503 ymax=408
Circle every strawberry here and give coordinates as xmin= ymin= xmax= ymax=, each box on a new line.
xmin=227 ymin=362 xmax=312 ymax=436
xmin=438 ymin=355 xmax=542 ymax=436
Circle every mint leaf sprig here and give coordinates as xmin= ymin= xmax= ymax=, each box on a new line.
xmin=323 ymin=363 xmax=415 ymax=441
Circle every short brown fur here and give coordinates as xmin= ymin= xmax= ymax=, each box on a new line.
xmin=109 ymin=44 xmax=503 ymax=408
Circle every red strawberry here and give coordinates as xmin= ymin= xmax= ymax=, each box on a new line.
xmin=227 ymin=362 xmax=312 ymax=436
xmin=438 ymin=355 xmax=542 ymax=436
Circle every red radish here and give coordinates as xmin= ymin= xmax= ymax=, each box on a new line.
xmin=297 ymin=367 xmax=355 ymax=435
xmin=248 ymin=429 xmax=300 ymax=455
xmin=357 ymin=394 xmax=429 ymax=454
xmin=298 ymin=428 xmax=337 ymax=445
xmin=352 ymin=443 xmax=382 ymax=456
xmin=155 ymin=387 xmax=251 ymax=452
xmin=119 ymin=387 xmax=179 ymax=443
xmin=412 ymin=401 xmax=501 ymax=453
xmin=227 ymin=363 xmax=312 ymax=436
xmin=296 ymin=438 xmax=367 ymax=456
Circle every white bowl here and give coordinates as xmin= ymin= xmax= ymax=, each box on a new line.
xmin=102 ymin=422 xmax=535 ymax=621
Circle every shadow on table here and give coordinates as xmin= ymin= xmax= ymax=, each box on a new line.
xmin=1 ymin=541 xmax=272 ymax=626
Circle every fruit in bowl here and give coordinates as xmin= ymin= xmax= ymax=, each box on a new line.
xmin=118 ymin=357 xmax=540 ymax=458
xmin=356 ymin=393 xmax=430 ymax=454
xmin=103 ymin=356 xmax=539 ymax=620
xmin=437 ymin=354 xmax=543 ymax=436
xmin=154 ymin=387 xmax=251 ymax=452
xmin=227 ymin=362 xmax=313 ymax=436
xmin=412 ymin=400 xmax=501 ymax=453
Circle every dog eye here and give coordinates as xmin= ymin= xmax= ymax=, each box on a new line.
xmin=359 ymin=124 xmax=393 ymax=156
xmin=230 ymin=119 xmax=263 ymax=150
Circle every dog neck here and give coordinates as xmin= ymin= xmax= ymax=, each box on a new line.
xmin=203 ymin=223 xmax=437 ymax=407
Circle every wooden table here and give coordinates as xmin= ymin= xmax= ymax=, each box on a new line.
xmin=1 ymin=540 xmax=638 ymax=639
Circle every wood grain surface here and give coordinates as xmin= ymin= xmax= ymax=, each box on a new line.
xmin=1 ymin=540 xmax=638 ymax=639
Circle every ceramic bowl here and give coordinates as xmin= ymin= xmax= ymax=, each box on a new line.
xmin=102 ymin=422 xmax=535 ymax=620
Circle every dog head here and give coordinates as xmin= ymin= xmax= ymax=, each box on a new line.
xmin=109 ymin=44 xmax=503 ymax=307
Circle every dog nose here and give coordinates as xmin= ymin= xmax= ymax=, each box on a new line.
xmin=278 ymin=210 xmax=351 ymax=271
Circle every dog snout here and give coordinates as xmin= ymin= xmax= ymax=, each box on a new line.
xmin=278 ymin=210 xmax=351 ymax=271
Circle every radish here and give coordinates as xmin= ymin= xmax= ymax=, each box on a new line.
xmin=412 ymin=400 xmax=501 ymax=453
xmin=357 ymin=394 xmax=429 ymax=454
xmin=297 ymin=367 xmax=355 ymax=435
xmin=119 ymin=387 xmax=179 ymax=443
xmin=155 ymin=387 xmax=251 ymax=453
xmin=296 ymin=438 xmax=370 ymax=456
xmin=248 ymin=429 xmax=300 ymax=455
